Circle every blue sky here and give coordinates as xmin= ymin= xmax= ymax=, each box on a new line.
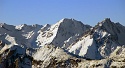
xmin=0 ymin=0 xmax=125 ymax=26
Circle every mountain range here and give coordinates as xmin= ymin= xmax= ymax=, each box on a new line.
xmin=0 ymin=18 xmax=125 ymax=68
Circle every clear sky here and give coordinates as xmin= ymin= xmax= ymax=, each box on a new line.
xmin=0 ymin=0 xmax=125 ymax=26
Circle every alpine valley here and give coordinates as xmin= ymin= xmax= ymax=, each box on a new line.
xmin=0 ymin=18 xmax=125 ymax=68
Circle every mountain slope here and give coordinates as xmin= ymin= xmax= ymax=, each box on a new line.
xmin=0 ymin=18 xmax=125 ymax=68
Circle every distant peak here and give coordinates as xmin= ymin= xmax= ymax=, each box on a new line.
xmin=32 ymin=24 xmax=43 ymax=28
xmin=19 ymin=24 xmax=27 ymax=27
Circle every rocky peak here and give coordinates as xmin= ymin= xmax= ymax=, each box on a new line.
xmin=96 ymin=18 xmax=112 ymax=27
xmin=94 ymin=18 xmax=125 ymax=45
xmin=57 ymin=18 xmax=83 ymax=25
xmin=102 ymin=18 xmax=111 ymax=23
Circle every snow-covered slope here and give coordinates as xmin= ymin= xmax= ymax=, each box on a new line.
xmin=33 ymin=45 xmax=71 ymax=61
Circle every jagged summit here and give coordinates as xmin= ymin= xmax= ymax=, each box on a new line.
xmin=58 ymin=18 xmax=80 ymax=23
xmin=58 ymin=18 xmax=74 ymax=23
xmin=96 ymin=18 xmax=112 ymax=27
xmin=103 ymin=18 xmax=111 ymax=22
